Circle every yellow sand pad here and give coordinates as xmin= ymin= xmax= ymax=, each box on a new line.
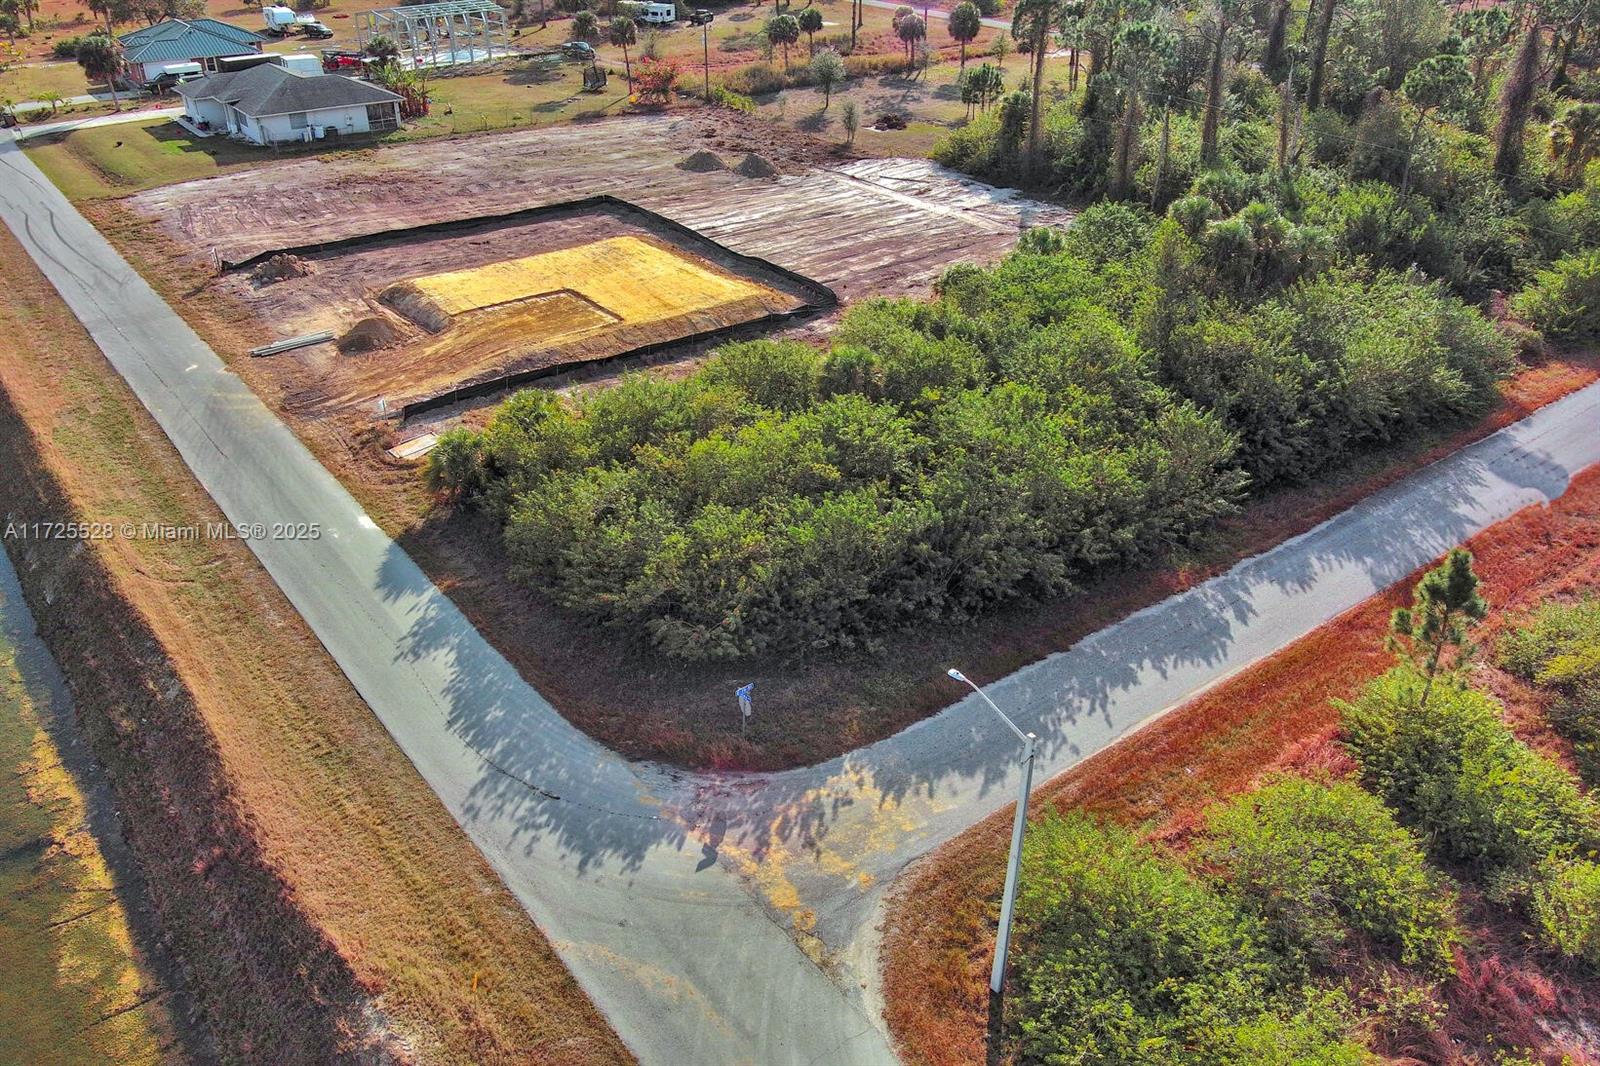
xmin=407 ymin=235 xmax=781 ymax=327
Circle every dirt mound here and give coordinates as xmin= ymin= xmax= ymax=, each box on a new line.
xmin=378 ymin=282 xmax=452 ymax=333
xmin=679 ymin=149 xmax=727 ymax=172
xmin=251 ymin=253 xmax=315 ymax=285
xmin=733 ymin=152 xmax=778 ymax=179
xmin=337 ymin=316 xmax=405 ymax=353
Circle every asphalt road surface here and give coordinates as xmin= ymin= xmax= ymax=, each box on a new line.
xmin=5 ymin=128 xmax=1600 ymax=1065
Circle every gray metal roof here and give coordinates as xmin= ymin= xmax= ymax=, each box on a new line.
xmin=120 ymin=18 xmax=264 ymax=63
xmin=176 ymin=64 xmax=402 ymax=117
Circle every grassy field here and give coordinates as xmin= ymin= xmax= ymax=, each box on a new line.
xmin=25 ymin=117 xmax=281 ymax=198
xmin=881 ymin=464 xmax=1600 ymax=1066
xmin=0 ymin=59 xmax=90 ymax=103
xmin=0 ymin=590 xmax=170 ymax=1066
xmin=0 ymin=220 xmax=631 ymax=1061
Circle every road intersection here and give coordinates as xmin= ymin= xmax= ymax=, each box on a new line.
xmin=4 ymin=129 xmax=1599 ymax=1064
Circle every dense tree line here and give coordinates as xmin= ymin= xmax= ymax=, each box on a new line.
xmin=430 ymin=205 xmax=1511 ymax=660
xmin=935 ymin=0 xmax=1600 ymax=325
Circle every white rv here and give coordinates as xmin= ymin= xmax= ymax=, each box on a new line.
xmin=637 ymin=2 xmax=675 ymax=24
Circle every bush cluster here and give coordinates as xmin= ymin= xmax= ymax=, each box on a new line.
xmin=1015 ymin=812 xmax=1369 ymax=1065
xmin=1197 ymin=776 xmax=1458 ymax=973
xmin=430 ymin=210 xmax=1511 ymax=660
xmin=1342 ymin=664 xmax=1600 ymax=967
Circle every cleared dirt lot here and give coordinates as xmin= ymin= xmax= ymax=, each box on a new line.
xmin=128 ymin=112 xmax=1070 ymax=416
xmin=222 ymin=199 xmax=821 ymax=414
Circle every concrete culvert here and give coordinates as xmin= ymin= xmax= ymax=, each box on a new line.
xmin=337 ymin=316 xmax=405 ymax=354
xmin=679 ymin=149 xmax=727 ymax=173
xmin=733 ymin=153 xmax=778 ymax=178
xmin=251 ymin=253 xmax=315 ymax=285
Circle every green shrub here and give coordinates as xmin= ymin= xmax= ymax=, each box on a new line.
xmin=1530 ymin=859 xmax=1600 ymax=967
xmin=1511 ymin=249 xmax=1600 ymax=339
xmin=1197 ymin=776 xmax=1458 ymax=972
xmin=1015 ymin=814 xmax=1362 ymax=1066
xmin=709 ymin=85 xmax=757 ymax=112
xmin=51 ymin=36 xmax=89 ymax=59
xmin=1060 ymin=201 xmax=1157 ymax=266
xmin=1340 ymin=666 xmax=1600 ymax=873
xmin=1499 ymin=598 xmax=1600 ymax=787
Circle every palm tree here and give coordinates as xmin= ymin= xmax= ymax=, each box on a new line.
xmin=950 ymin=0 xmax=982 ymax=69
xmin=1011 ymin=0 xmax=1061 ymax=163
xmin=608 ymin=14 xmax=637 ymax=89
xmin=895 ymin=11 xmax=925 ymax=72
xmin=74 ymin=33 xmax=120 ymax=111
xmin=1197 ymin=0 xmax=1247 ymax=165
xmin=766 ymin=13 xmax=801 ymax=70
xmin=797 ymin=5 xmax=823 ymax=55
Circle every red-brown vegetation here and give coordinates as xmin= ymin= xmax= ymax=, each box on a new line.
xmin=882 ymin=462 xmax=1600 ymax=1066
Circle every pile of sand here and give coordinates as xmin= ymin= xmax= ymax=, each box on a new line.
xmin=251 ymin=253 xmax=315 ymax=285
xmin=679 ymin=149 xmax=727 ymax=172
xmin=337 ymin=316 xmax=405 ymax=354
xmin=733 ymin=153 xmax=778 ymax=179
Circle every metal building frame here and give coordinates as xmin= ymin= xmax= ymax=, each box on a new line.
xmin=356 ymin=0 xmax=509 ymax=69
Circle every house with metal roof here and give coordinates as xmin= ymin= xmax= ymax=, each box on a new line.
xmin=174 ymin=64 xmax=404 ymax=145
xmin=118 ymin=18 xmax=265 ymax=86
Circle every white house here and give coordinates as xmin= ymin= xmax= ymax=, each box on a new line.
xmin=174 ymin=64 xmax=404 ymax=146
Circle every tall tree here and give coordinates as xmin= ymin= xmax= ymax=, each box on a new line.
xmin=1390 ymin=548 xmax=1488 ymax=704
xmin=797 ymin=5 xmax=823 ymax=55
xmin=950 ymin=0 xmax=982 ymax=68
xmin=1198 ymin=0 xmax=1249 ymax=165
xmin=767 ymin=13 xmax=801 ymax=70
xmin=1304 ymin=0 xmax=1337 ymax=109
xmin=1260 ymin=0 xmax=1291 ymax=80
xmin=1398 ymin=50 xmax=1470 ymax=196
xmin=1493 ymin=14 xmax=1543 ymax=181
xmin=1109 ymin=19 xmax=1177 ymax=198
xmin=894 ymin=11 xmax=925 ymax=71
xmin=1454 ymin=6 xmax=1512 ymax=92
xmin=607 ymin=15 xmax=636 ymax=88
xmin=1012 ymin=0 xmax=1062 ymax=164
xmin=75 ymin=33 xmax=120 ymax=111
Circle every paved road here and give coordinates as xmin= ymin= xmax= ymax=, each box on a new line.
xmin=6 ymin=124 xmax=1600 ymax=1065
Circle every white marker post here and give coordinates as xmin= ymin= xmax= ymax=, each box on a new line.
xmin=735 ymin=682 xmax=754 ymax=736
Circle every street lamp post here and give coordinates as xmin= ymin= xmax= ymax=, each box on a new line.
xmin=946 ymin=667 xmax=1037 ymax=1001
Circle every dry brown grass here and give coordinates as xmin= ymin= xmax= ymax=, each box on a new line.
xmin=0 ymin=224 xmax=631 ymax=1064
xmin=879 ymin=464 xmax=1600 ymax=1066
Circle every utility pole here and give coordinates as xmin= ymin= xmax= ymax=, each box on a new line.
xmin=703 ymin=14 xmax=714 ymax=102
xmin=946 ymin=669 xmax=1038 ymax=1008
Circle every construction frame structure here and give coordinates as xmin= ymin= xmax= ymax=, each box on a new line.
xmin=355 ymin=0 xmax=509 ymax=69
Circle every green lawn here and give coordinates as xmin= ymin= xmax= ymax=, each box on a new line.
xmin=26 ymin=117 xmax=283 ymax=199
xmin=0 ymin=60 xmax=91 ymax=105
xmin=396 ymin=63 xmax=632 ymax=139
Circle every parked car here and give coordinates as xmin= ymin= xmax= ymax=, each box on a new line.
xmin=687 ymin=8 xmax=713 ymax=23
xmin=560 ymin=41 xmax=596 ymax=59
xmin=302 ymin=21 xmax=333 ymax=38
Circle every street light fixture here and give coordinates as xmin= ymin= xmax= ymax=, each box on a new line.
xmin=946 ymin=667 xmax=1037 ymax=1002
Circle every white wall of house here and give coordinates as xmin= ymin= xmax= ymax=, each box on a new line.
xmin=182 ymin=96 xmax=230 ymax=129
xmin=253 ymin=102 xmax=399 ymax=145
